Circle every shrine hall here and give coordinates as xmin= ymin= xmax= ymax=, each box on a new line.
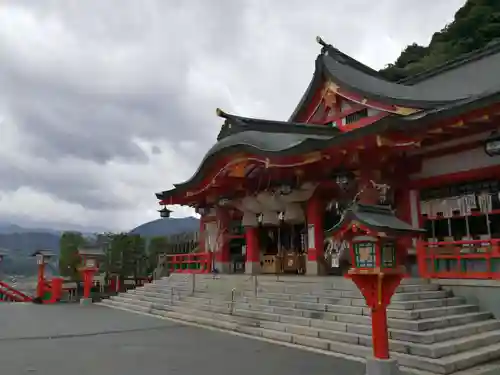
xmin=156 ymin=37 xmax=500 ymax=279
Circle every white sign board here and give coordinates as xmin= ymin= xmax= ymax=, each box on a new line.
xmin=307 ymin=224 xmax=315 ymax=249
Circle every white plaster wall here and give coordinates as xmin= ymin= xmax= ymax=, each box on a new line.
xmin=410 ymin=146 xmax=500 ymax=180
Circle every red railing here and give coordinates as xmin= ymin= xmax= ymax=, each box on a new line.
xmin=166 ymin=253 xmax=212 ymax=274
xmin=0 ymin=281 xmax=33 ymax=302
xmin=417 ymin=239 xmax=500 ymax=279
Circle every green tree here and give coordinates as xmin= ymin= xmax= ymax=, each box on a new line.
xmin=106 ymin=233 xmax=147 ymax=280
xmin=59 ymin=231 xmax=86 ymax=279
xmin=147 ymin=236 xmax=169 ymax=272
xmin=380 ymin=0 xmax=500 ymax=81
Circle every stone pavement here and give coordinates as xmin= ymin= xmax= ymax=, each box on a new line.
xmin=0 ymin=303 xmax=365 ymax=375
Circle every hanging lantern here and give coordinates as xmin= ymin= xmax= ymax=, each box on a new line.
xmin=218 ymin=198 xmax=230 ymax=207
xmin=485 ymin=131 xmax=500 ymax=157
xmin=326 ymin=200 xmax=336 ymax=211
xmin=332 ymin=170 xmax=355 ymax=190
xmin=278 ymin=185 xmax=292 ymax=196
xmin=256 ymin=213 xmax=264 ymax=225
xmin=195 ymin=206 xmax=208 ymax=216
xmin=158 ymin=205 xmax=172 ymax=218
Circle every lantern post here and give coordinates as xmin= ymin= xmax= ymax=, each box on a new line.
xmin=78 ymin=247 xmax=105 ymax=305
xmin=31 ymin=250 xmax=56 ymax=300
xmin=332 ymin=204 xmax=424 ymax=374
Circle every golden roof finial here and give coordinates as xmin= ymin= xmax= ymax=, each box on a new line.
xmin=215 ymin=108 xmax=227 ymax=118
xmin=316 ymin=36 xmax=327 ymax=47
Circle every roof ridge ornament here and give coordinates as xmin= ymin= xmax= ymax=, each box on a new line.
xmin=216 ymin=108 xmax=229 ymax=118
xmin=316 ymin=36 xmax=328 ymax=47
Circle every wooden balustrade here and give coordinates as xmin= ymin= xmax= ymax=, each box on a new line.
xmin=417 ymin=239 xmax=500 ymax=279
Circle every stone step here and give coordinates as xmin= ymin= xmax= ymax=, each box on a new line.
xmin=188 ymin=279 xmax=439 ymax=294
xmin=174 ymin=292 xmax=477 ymax=321
xmin=390 ymin=298 xmax=467 ymax=311
xmin=142 ymin=278 xmax=447 ymax=302
xmin=190 ymin=275 xmax=431 ymax=286
xmin=174 ymin=279 xmax=439 ymax=296
xmin=112 ymin=293 xmax=495 ymax=343
xmin=237 ymin=289 xmax=450 ymax=303
xmin=99 ymin=298 xmax=500 ymax=374
xmin=228 ymin=305 xmax=491 ymax=332
xmin=131 ymin=287 xmax=467 ymax=318
xmin=107 ymin=294 xmax=500 ymax=346
xmin=258 ymin=320 xmax=500 ymax=359
xmin=392 ymin=291 xmax=450 ymax=301
xmin=106 ymin=275 xmax=500 ymax=374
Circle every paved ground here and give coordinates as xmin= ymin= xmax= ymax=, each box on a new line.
xmin=0 ymin=303 xmax=365 ymax=375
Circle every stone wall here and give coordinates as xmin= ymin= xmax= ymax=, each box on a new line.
xmin=433 ymin=279 xmax=500 ymax=318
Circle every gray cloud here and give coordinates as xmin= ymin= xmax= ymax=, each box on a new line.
xmin=0 ymin=0 xmax=465 ymax=230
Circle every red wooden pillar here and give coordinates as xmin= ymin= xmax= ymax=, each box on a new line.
xmin=49 ymin=277 xmax=63 ymax=303
xmin=372 ymin=306 xmax=390 ymax=359
xmin=245 ymin=226 xmax=260 ymax=274
xmin=306 ymin=195 xmax=324 ymax=275
xmin=82 ymin=269 xmax=95 ymax=300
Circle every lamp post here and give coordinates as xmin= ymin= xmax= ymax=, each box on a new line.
xmin=78 ymin=247 xmax=105 ymax=305
xmin=31 ymin=250 xmax=56 ymax=301
xmin=331 ymin=204 xmax=424 ymax=375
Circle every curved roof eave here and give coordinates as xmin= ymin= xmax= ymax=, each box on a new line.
xmin=160 ymin=131 xmax=336 ymax=196
xmin=289 ymin=40 xmax=500 ymax=121
xmin=157 ymin=89 xmax=500 ymax=202
xmin=288 ymin=57 xmax=324 ymax=122
xmin=320 ymin=54 xmax=472 ymax=109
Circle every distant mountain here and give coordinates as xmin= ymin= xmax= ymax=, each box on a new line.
xmin=130 ymin=217 xmax=199 ymax=238
xmin=0 ymin=221 xmax=106 ymax=236
xmin=0 ymin=217 xmax=200 ymax=277
xmin=0 ymin=232 xmax=60 ymax=256
xmin=0 ymin=223 xmax=61 ymax=236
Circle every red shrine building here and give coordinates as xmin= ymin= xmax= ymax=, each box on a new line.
xmin=156 ymin=37 xmax=500 ymax=279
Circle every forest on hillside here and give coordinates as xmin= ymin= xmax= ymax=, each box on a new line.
xmin=380 ymin=0 xmax=500 ymax=81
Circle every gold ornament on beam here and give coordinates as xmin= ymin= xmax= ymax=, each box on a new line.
xmin=449 ymin=120 xmax=465 ymax=128
xmin=393 ymin=106 xmax=420 ymax=116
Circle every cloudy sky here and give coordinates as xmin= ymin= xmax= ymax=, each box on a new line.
xmin=0 ymin=0 xmax=465 ymax=232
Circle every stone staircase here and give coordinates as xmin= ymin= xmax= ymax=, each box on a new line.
xmin=98 ymin=274 xmax=500 ymax=375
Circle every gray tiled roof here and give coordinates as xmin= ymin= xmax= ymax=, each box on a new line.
xmin=326 ymin=204 xmax=425 ymax=236
xmin=290 ymin=38 xmax=500 ymax=121
xmin=156 ymin=88 xmax=500 ymax=201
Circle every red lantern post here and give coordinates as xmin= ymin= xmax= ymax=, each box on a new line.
xmin=31 ymin=250 xmax=56 ymax=301
xmin=78 ymin=247 xmax=105 ymax=305
xmin=331 ymin=204 xmax=424 ymax=374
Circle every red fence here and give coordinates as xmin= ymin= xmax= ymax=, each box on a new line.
xmin=417 ymin=239 xmax=500 ymax=279
xmin=0 ymin=281 xmax=33 ymax=302
xmin=166 ymin=253 xmax=212 ymax=274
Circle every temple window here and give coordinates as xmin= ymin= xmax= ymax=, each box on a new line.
xmin=420 ymin=179 xmax=500 ymax=241
xmin=345 ymin=108 xmax=368 ymax=125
